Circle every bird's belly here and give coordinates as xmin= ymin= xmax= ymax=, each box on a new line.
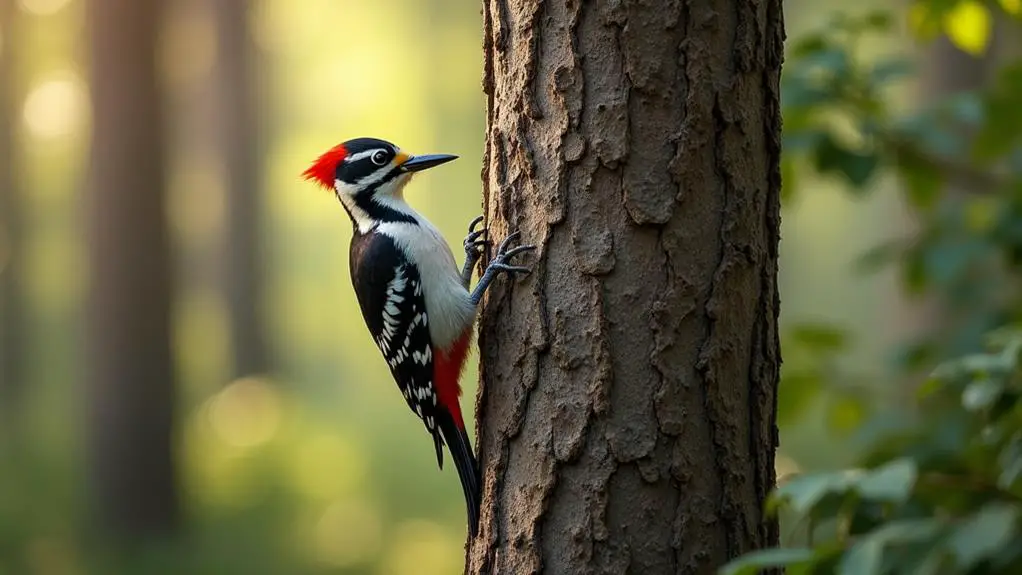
xmin=376 ymin=218 xmax=476 ymax=350
xmin=420 ymin=264 xmax=476 ymax=351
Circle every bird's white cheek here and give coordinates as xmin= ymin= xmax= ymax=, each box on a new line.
xmin=379 ymin=173 xmax=413 ymax=200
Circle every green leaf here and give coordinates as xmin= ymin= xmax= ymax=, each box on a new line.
xmin=790 ymin=323 xmax=849 ymax=351
xmin=781 ymin=158 xmax=797 ymax=203
xmin=908 ymin=1 xmax=943 ymax=40
xmin=894 ymin=340 xmax=940 ymax=373
xmin=962 ymin=378 xmax=1003 ymax=411
xmin=828 ymin=395 xmax=868 ymax=436
xmin=948 ymin=504 xmax=1020 ymax=569
xmin=999 ymin=437 xmax=1022 ymax=490
xmin=964 ymin=197 xmax=999 ymax=233
xmin=869 ymin=58 xmax=915 ymax=86
xmin=719 ymin=548 xmax=816 ymax=575
xmin=902 ymin=248 xmax=929 ymax=295
xmin=779 ymin=371 xmax=822 ymax=427
xmin=946 ymin=92 xmax=985 ymax=127
xmin=923 ymin=240 xmax=982 ymax=288
xmin=774 ymin=470 xmax=863 ymax=514
xmin=873 ymin=518 xmax=943 ymax=544
xmin=784 ymin=129 xmax=827 ymax=153
xmin=781 ymin=77 xmax=835 ymax=109
xmin=974 ymin=64 xmax=1022 ymax=160
xmin=984 ymin=328 xmax=1022 ymax=351
xmin=802 ymin=48 xmax=851 ymax=77
xmin=838 ymin=537 xmax=882 ymax=575
xmin=863 ymin=10 xmax=893 ymax=31
xmin=790 ymin=33 xmax=829 ymax=57
xmin=900 ymin=165 xmax=943 ymax=211
xmin=855 ymin=239 xmax=908 ymax=275
xmin=857 ymin=458 xmax=918 ymax=503
xmin=934 ymin=349 xmax=1016 ymax=382
xmin=917 ymin=376 xmax=945 ymax=400
xmin=814 ymin=135 xmax=880 ymax=189
xmin=840 ymin=520 xmax=945 ymax=575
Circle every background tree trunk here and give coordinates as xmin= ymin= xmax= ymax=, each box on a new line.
xmin=211 ymin=0 xmax=269 ymax=380
xmin=0 ymin=0 xmax=25 ymax=434
xmin=85 ymin=0 xmax=179 ymax=535
xmin=890 ymin=29 xmax=1005 ymax=363
xmin=470 ymin=1 xmax=784 ymax=573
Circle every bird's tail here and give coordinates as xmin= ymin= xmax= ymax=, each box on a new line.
xmin=437 ymin=410 xmax=481 ymax=537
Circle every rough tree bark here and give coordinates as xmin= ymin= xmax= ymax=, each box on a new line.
xmin=0 ymin=0 xmax=26 ymax=433
xmin=211 ymin=0 xmax=269 ymax=379
xmin=470 ymin=1 xmax=784 ymax=573
xmin=85 ymin=0 xmax=179 ymax=535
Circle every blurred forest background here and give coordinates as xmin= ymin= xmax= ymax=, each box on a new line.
xmin=2 ymin=0 xmax=1021 ymax=574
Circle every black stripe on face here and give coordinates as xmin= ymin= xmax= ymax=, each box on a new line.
xmin=335 ymin=143 xmax=394 ymax=184
xmin=353 ymin=168 xmax=417 ymax=226
xmin=360 ymin=199 xmax=418 ymax=226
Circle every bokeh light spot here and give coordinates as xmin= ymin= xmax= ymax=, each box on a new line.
xmin=18 ymin=0 xmax=70 ymax=16
xmin=312 ymin=499 xmax=382 ymax=567
xmin=210 ymin=377 xmax=282 ymax=448
xmin=182 ymin=401 xmax=264 ymax=511
xmin=290 ymin=433 xmax=367 ymax=500
xmin=22 ymin=73 xmax=87 ymax=140
xmin=381 ymin=520 xmax=463 ymax=575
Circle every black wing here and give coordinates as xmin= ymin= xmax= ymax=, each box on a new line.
xmin=349 ymin=231 xmax=446 ymax=462
xmin=350 ymin=231 xmax=481 ymax=535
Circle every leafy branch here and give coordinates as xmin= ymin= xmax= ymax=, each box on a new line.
xmin=725 ymin=328 xmax=1022 ymax=574
xmin=731 ymin=2 xmax=1022 ymax=574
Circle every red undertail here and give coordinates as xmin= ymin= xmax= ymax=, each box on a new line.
xmin=433 ymin=328 xmax=472 ymax=430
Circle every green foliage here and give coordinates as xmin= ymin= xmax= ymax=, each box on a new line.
xmin=725 ymin=330 xmax=1022 ymax=574
xmin=735 ymin=0 xmax=1022 ymax=572
xmin=779 ymin=324 xmax=873 ymax=436
xmin=782 ymin=10 xmax=1022 ymax=358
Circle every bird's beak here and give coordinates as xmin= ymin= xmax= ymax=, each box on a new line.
xmin=399 ymin=153 xmax=458 ymax=172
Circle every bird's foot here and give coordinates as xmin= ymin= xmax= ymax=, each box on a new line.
xmin=461 ymin=215 xmax=490 ymax=288
xmin=470 ymin=230 xmax=536 ymax=304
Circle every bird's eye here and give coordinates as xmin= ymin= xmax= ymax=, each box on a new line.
xmin=371 ymin=150 xmax=389 ymax=166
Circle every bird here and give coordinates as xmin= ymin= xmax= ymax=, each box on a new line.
xmin=302 ymin=137 xmax=535 ymax=536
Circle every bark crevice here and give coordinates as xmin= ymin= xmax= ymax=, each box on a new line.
xmin=472 ymin=0 xmax=783 ymax=572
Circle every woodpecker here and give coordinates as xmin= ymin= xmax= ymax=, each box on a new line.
xmin=302 ymin=137 xmax=534 ymax=536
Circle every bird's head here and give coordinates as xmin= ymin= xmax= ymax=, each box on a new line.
xmin=303 ymin=137 xmax=457 ymax=204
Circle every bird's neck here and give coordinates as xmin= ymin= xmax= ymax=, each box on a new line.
xmin=339 ymin=192 xmax=419 ymax=235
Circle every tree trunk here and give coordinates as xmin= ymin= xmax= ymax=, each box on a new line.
xmin=85 ymin=0 xmax=179 ymax=535
xmin=211 ymin=0 xmax=269 ymax=380
xmin=0 ymin=0 xmax=25 ymax=434
xmin=470 ymin=1 xmax=784 ymax=573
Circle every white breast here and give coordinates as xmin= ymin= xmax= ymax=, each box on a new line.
xmin=376 ymin=218 xmax=476 ymax=349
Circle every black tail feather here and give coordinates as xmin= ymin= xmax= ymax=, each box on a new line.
xmin=436 ymin=411 xmax=481 ymax=537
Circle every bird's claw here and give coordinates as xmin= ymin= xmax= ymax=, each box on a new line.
xmin=489 ymin=263 xmax=532 ymax=274
xmin=463 ymin=215 xmax=488 ymax=260
xmin=468 ymin=229 xmax=536 ymax=304
xmin=467 ymin=215 xmax=485 ymax=234
xmin=489 ymin=232 xmax=536 ymax=276
xmin=495 ymin=231 xmax=520 ymax=256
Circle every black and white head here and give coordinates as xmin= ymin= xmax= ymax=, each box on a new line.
xmin=303 ymin=137 xmax=457 ymax=230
